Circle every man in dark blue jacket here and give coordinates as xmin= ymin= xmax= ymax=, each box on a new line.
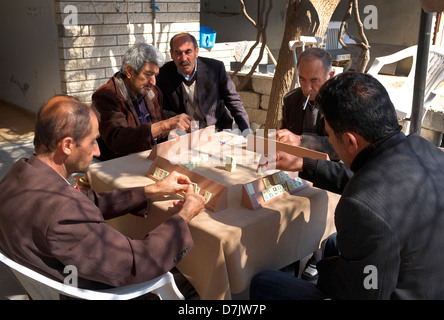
xmin=156 ymin=33 xmax=250 ymax=133
xmin=251 ymin=72 xmax=444 ymax=299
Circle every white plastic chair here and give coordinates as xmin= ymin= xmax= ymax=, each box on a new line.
xmin=0 ymin=249 xmax=185 ymax=300
xmin=367 ymin=45 xmax=444 ymax=131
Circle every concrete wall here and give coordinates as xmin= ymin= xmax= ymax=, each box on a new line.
xmin=0 ymin=0 xmax=201 ymax=113
xmin=332 ymin=0 xmax=422 ymax=47
xmin=201 ymin=0 xmax=285 ymax=60
xmin=201 ymin=0 xmax=424 ymax=70
xmin=0 ymin=0 xmax=62 ymax=113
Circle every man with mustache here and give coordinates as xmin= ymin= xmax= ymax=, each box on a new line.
xmin=92 ymin=43 xmax=193 ymax=160
xmin=156 ymin=33 xmax=250 ymax=133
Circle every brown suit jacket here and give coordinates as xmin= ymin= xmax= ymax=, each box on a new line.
xmin=92 ymin=72 xmax=168 ymax=161
xmin=0 ymin=156 xmax=193 ymax=289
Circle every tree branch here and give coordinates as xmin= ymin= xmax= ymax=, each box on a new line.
xmin=232 ymin=0 xmax=272 ymax=91
xmin=339 ymin=0 xmax=370 ymax=72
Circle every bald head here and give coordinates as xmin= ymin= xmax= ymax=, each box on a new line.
xmin=34 ymin=95 xmax=99 ymax=155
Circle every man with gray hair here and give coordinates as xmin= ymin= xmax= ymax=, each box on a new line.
xmin=93 ymin=42 xmax=193 ymax=160
xmin=272 ymin=47 xmax=338 ymax=161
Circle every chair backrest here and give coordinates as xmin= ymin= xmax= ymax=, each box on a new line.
xmin=0 ymin=249 xmax=184 ymax=300
xmin=425 ymin=46 xmax=444 ymax=101
xmin=323 ymin=21 xmax=343 ymax=50
xmin=367 ymin=45 xmax=444 ymax=121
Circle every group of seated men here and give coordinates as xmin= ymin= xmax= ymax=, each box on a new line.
xmin=0 ymin=31 xmax=444 ymax=300
xmin=92 ymin=33 xmax=250 ymax=161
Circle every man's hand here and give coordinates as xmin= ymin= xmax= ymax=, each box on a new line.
xmin=144 ymin=171 xmax=192 ymax=198
xmin=269 ymin=129 xmax=302 ymax=146
xmin=257 ymin=151 xmax=304 ymax=173
xmin=174 ymin=185 xmax=205 ymax=223
xmin=151 ymin=113 xmax=194 ymax=137
xmin=167 ymin=113 xmax=194 ymax=132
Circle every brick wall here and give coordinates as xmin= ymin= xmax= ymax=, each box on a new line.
xmin=54 ymin=1 xmax=274 ymax=130
xmin=55 ymin=0 xmax=200 ymax=104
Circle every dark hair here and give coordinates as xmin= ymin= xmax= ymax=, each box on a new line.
xmin=298 ymin=48 xmax=332 ymax=77
xmin=34 ymin=95 xmax=100 ymax=155
xmin=316 ymin=72 xmax=399 ymax=143
xmin=169 ymin=33 xmax=199 ymax=51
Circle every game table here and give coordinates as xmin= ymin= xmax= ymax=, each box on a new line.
xmin=87 ymin=131 xmax=340 ymax=299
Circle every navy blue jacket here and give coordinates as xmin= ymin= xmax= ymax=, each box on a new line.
xmin=157 ymin=57 xmax=250 ymax=132
xmin=302 ymin=132 xmax=444 ymax=299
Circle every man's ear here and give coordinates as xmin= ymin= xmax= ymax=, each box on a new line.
xmin=343 ymin=132 xmax=360 ymax=155
xmin=125 ymin=65 xmax=133 ymax=79
xmin=343 ymin=131 xmax=370 ymax=158
xmin=61 ymin=137 xmax=74 ymax=156
xmin=328 ymin=68 xmax=335 ymax=79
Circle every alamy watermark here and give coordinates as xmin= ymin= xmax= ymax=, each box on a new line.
xmin=165 ymin=126 xmax=277 ymax=169
xmin=63 ymin=263 xmax=379 ymax=291
xmin=63 ymin=265 xmax=78 ymax=287
xmin=363 ymin=5 xmax=378 ymax=30
xmin=62 ymin=4 xmax=379 ymax=30
xmin=63 ymin=5 xmax=78 ymax=28
xmin=363 ymin=265 xmax=378 ymax=290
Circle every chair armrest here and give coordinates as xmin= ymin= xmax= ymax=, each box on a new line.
xmin=1 ymin=249 xmax=184 ymax=300
xmin=98 ymin=272 xmax=185 ymax=300
xmin=367 ymin=45 xmax=418 ymax=76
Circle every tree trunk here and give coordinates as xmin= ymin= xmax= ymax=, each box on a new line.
xmin=265 ymin=0 xmax=341 ymax=131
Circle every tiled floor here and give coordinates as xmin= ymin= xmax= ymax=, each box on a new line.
xmin=0 ymin=100 xmax=35 ymax=147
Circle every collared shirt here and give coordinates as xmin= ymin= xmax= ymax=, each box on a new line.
xmin=123 ymin=80 xmax=152 ymax=125
xmin=122 ymin=80 xmax=155 ymax=145
xmin=132 ymin=97 xmax=152 ymax=125
xmin=178 ymin=59 xmax=198 ymax=81
xmin=302 ymin=100 xmax=320 ymax=136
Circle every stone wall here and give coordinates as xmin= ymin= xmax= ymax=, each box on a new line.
xmin=55 ymin=0 xmax=200 ymax=104
xmin=230 ymin=72 xmax=272 ymax=129
xmin=233 ymin=72 xmax=444 ymax=147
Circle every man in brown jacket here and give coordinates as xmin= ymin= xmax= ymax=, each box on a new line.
xmin=92 ymin=43 xmax=193 ymax=160
xmin=0 ymin=95 xmax=204 ymax=294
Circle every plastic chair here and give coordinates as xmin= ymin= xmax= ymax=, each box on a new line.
xmin=367 ymin=45 xmax=444 ymax=131
xmin=0 ymin=249 xmax=185 ymax=300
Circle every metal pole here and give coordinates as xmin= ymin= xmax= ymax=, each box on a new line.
xmin=410 ymin=8 xmax=433 ymax=135
xmin=152 ymin=0 xmax=157 ymax=47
